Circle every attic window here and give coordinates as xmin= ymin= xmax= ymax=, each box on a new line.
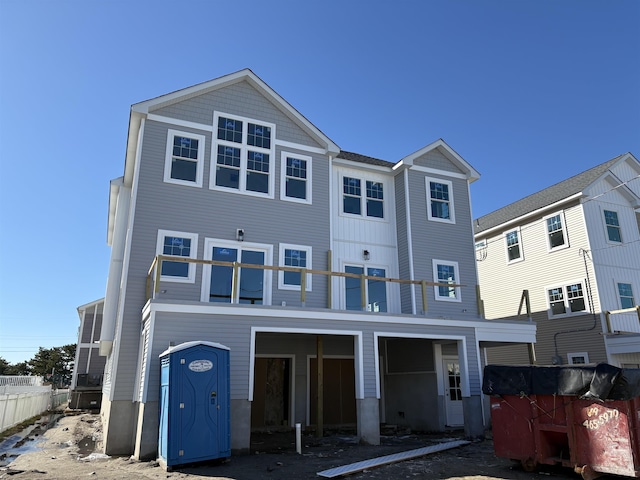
xmin=212 ymin=112 xmax=275 ymax=198
xmin=426 ymin=177 xmax=455 ymax=224
xmin=163 ymin=129 xmax=205 ymax=188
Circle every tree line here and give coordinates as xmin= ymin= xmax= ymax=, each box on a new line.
xmin=0 ymin=344 xmax=76 ymax=387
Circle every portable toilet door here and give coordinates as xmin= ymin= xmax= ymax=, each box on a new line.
xmin=158 ymin=341 xmax=230 ymax=469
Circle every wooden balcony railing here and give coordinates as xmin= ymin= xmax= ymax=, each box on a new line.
xmin=146 ymin=253 xmax=467 ymax=314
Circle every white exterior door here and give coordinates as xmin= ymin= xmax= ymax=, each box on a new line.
xmin=442 ymin=356 xmax=464 ymax=427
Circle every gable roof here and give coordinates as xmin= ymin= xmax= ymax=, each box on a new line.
xmin=122 ymin=69 xmax=340 ymax=186
xmin=337 ymin=139 xmax=480 ymax=182
xmin=474 ymin=154 xmax=628 ymax=235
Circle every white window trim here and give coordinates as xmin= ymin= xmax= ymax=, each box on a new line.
xmin=545 ymin=279 xmax=588 ymax=319
xmin=210 ymin=111 xmax=276 ymax=199
xmin=339 ymin=174 xmax=387 ymax=221
xmin=278 ymin=243 xmax=312 ymax=291
xmin=568 ymin=352 xmax=590 ymax=365
xmin=504 ymin=227 xmax=524 ymax=264
xmin=426 ymin=177 xmax=455 ymax=224
xmin=615 ymin=280 xmax=635 ymax=309
xmin=544 ymin=211 xmax=569 ymax=252
xmin=200 ymin=238 xmax=273 ymax=304
xmin=341 ymin=261 xmax=390 ymax=311
xmin=163 ymin=129 xmax=206 ymax=188
xmin=280 ymin=152 xmax=312 ymax=204
xmin=432 ymin=259 xmax=461 ymax=302
xmin=602 ymin=208 xmax=623 ymax=244
xmin=156 ymin=229 xmax=198 ymax=283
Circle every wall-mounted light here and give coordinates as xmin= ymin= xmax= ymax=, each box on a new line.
xmin=363 ymin=249 xmax=370 ymax=261
xmin=236 ymin=228 xmax=245 ymax=242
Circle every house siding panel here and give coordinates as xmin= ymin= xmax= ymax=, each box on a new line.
xmin=413 ymin=149 xmax=465 ymax=175
xmin=407 ymin=168 xmax=479 ymax=319
xmin=144 ymin=309 xmax=482 ymax=401
xmin=151 ymin=80 xmax=322 ymax=148
xmin=394 ymin=173 xmax=413 ymax=313
xmin=112 ymin=87 xmax=333 ymax=400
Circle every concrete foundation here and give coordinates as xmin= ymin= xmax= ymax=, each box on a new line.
xmin=462 ymin=395 xmax=485 ymax=439
xmin=356 ymin=397 xmax=380 ymax=445
xmin=100 ymin=396 xmax=137 ymax=455
xmin=231 ymin=399 xmax=251 ymax=454
xmin=133 ymin=401 xmax=159 ymax=460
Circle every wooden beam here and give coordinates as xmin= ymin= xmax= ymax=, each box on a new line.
xmin=316 ymin=335 xmax=323 ymax=438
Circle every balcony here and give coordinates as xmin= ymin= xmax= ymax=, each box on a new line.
xmin=146 ymin=254 xmax=475 ymax=315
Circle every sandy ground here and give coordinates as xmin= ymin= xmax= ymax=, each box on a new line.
xmin=0 ymin=412 xmax=625 ymax=480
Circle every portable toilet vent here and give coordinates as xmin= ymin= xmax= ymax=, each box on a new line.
xmin=158 ymin=341 xmax=230 ymax=469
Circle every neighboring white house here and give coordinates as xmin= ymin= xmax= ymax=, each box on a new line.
xmin=475 ymin=153 xmax=640 ymax=367
xmin=98 ymin=69 xmax=536 ymax=459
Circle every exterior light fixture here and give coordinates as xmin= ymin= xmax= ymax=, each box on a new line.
xmin=363 ymin=250 xmax=370 ymax=261
xmin=236 ymin=229 xmax=245 ymax=242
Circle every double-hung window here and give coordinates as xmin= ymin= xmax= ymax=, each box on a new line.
xmin=278 ymin=244 xmax=312 ymax=290
xmin=505 ymin=229 xmax=523 ymax=263
xmin=545 ymin=212 xmax=568 ymax=250
xmin=342 ymin=176 xmax=385 ymax=219
xmin=156 ymin=230 xmax=198 ymax=283
xmin=164 ymin=130 xmax=206 ymax=187
xmin=426 ymin=178 xmax=455 ymax=223
xmin=212 ymin=113 xmax=275 ymax=197
xmin=604 ymin=210 xmax=622 ymax=243
xmin=281 ymin=152 xmax=312 ymax=204
xmin=201 ymin=239 xmax=273 ymax=304
xmin=547 ymin=282 xmax=586 ymax=317
xmin=432 ymin=260 xmax=461 ymax=302
xmin=344 ymin=265 xmax=388 ymax=312
xmin=617 ymin=283 xmax=635 ymax=309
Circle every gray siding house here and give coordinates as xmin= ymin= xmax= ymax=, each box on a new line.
xmin=475 ymin=154 xmax=640 ymax=368
xmin=98 ymin=69 xmax=535 ymax=459
xmin=69 ymin=299 xmax=106 ymax=409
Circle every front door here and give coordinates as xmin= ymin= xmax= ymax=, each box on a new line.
xmin=442 ymin=356 xmax=463 ymax=427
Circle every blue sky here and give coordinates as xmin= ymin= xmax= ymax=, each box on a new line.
xmin=0 ymin=0 xmax=638 ymax=364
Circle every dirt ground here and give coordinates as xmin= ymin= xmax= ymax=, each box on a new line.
xmin=0 ymin=412 xmax=627 ymax=480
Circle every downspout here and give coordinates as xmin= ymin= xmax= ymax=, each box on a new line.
xmin=552 ymin=248 xmax=598 ymax=363
xmin=99 ymin=181 xmax=131 ymax=356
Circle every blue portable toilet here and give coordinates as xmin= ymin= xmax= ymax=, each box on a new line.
xmin=158 ymin=341 xmax=230 ymax=469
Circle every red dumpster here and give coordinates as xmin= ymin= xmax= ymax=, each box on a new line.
xmin=483 ymin=364 xmax=640 ymax=479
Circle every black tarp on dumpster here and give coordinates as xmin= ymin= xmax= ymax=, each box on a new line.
xmin=483 ymin=363 xmax=640 ymax=401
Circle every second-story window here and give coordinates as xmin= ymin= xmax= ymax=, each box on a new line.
xmin=202 ymin=240 xmax=272 ymax=305
xmin=344 ymin=265 xmax=388 ymax=312
xmin=426 ymin=178 xmax=455 ymax=224
xmin=278 ymin=244 xmax=312 ymax=290
xmin=212 ymin=113 xmax=275 ymax=197
xmin=342 ymin=176 xmax=385 ymax=219
xmin=545 ymin=212 xmax=568 ymax=250
xmin=432 ymin=260 xmax=461 ymax=302
xmin=617 ymin=283 xmax=635 ymax=309
xmin=156 ymin=230 xmax=198 ymax=283
xmin=164 ymin=130 xmax=206 ymax=188
xmin=604 ymin=210 xmax=622 ymax=243
xmin=505 ymin=229 xmax=523 ymax=262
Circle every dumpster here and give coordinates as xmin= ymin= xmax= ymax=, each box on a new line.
xmin=483 ymin=364 xmax=640 ymax=479
xmin=158 ymin=341 xmax=231 ymax=470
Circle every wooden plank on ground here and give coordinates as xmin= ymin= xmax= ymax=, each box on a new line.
xmin=316 ymin=440 xmax=470 ymax=478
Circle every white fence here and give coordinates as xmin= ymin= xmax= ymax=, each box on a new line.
xmin=0 ymin=383 xmax=70 ymax=433
xmin=0 ymin=376 xmax=44 ymax=387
